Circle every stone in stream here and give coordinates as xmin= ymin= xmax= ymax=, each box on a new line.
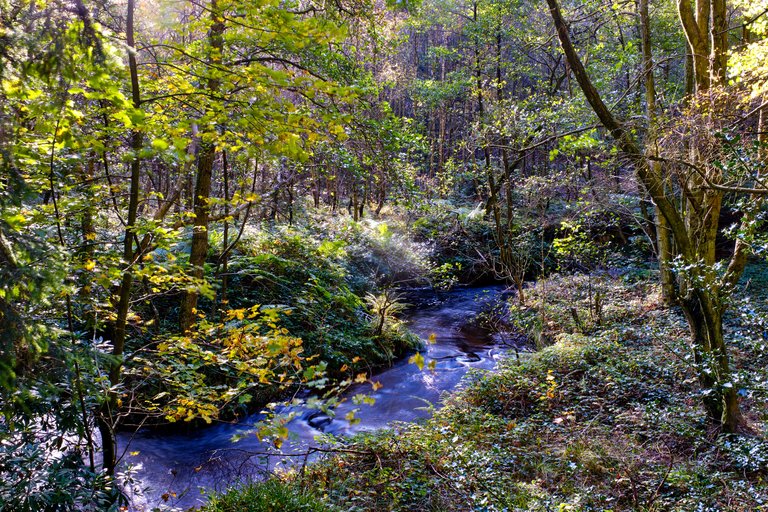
xmin=458 ymin=352 xmax=481 ymax=363
xmin=307 ymin=412 xmax=333 ymax=430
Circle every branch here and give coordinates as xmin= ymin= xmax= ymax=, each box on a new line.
xmin=647 ymin=155 xmax=768 ymax=195
xmin=545 ymin=0 xmax=693 ymax=258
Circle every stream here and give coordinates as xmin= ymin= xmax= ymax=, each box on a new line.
xmin=120 ymin=285 xmax=510 ymax=510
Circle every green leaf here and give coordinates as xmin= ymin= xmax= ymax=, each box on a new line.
xmin=151 ymin=138 xmax=169 ymax=151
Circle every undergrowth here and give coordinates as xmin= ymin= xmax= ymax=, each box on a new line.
xmin=208 ymin=264 xmax=768 ymax=511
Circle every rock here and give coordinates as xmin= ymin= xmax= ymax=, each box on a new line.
xmin=307 ymin=412 xmax=332 ymax=430
xmin=459 ymin=352 xmax=481 ymax=363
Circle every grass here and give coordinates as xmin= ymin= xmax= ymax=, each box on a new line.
xmin=203 ymin=479 xmax=334 ymax=512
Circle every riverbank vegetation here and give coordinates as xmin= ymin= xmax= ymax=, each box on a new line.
xmin=210 ymin=265 xmax=768 ymax=511
xmin=2 ymin=0 xmax=768 ymax=507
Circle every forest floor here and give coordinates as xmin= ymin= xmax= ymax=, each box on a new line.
xmin=203 ymin=261 xmax=768 ymax=512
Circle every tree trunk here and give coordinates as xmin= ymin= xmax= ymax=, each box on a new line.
xmin=639 ymin=0 xmax=676 ymax=304
xmin=677 ymin=0 xmax=711 ymax=92
xmin=656 ymin=207 xmax=676 ymax=304
xmin=681 ymin=292 xmax=742 ymax=430
xmin=219 ymin=150 xmax=230 ymax=312
xmin=178 ymin=0 xmax=225 ymax=333
xmin=179 ymin=146 xmax=216 ymax=332
xmin=99 ymin=0 xmax=143 ymax=475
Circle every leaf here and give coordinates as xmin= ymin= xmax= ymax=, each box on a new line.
xmin=151 ymin=138 xmax=169 ymax=151
xmin=409 ymin=352 xmax=425 ymax=371
xmin=345 ymin=409 xmax=360 ymax=425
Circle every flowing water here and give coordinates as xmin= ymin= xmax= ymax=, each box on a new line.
xmin=120 ymin=285 xmax=509 ymax=510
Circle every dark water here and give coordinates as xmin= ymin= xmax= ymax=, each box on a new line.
xmin=119 ymin=286 xmax=508 ymax=510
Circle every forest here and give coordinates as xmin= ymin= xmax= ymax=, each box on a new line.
xmin=2 ymin=0 xmax=768 ymax=509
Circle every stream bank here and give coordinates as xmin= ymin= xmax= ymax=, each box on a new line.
xmin=121 ymin=285 xmax=513 ymax=510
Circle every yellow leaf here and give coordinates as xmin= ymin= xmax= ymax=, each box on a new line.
xmin=345 ymin=410 xmax=360 ymax=424
xmin=371 ymin=381 xmax=382 ymax=391
xmin=83 ymin=260 xmax=96 ymax=271
xmin=355 ymin=372 xmax=367 ymax=383
xmin=409 ymin=352 xmax=425 ymax=371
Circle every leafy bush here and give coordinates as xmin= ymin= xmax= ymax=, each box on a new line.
xmin=410 ymin=201 xmax=495 ymax=282
xmin=0 ymin=337 xmax=123 ymax=511
xmin=124 ymin=305 xmax=323 ymax=426
xmin=225 ymin=227 xmax=419 ymax=372
xmin=328 ymin=218 xmax=433 ymax=291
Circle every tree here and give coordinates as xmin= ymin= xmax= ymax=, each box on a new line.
xmin=177 ymin=0 xmax=225 ymax=333
xmin=0 ymin=0 xmax=371 ymax=502
xmin=544 ymin=0 xmax=768 ymax=431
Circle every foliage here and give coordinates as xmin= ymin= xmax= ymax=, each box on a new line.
xmin=224 ymin=226 xmax=420 ymax=374
xmin=1 ymin=0 xmax=768 ymax=504
xmin=0 ymin=335 xmax=123 ymax=510
xmin=411 ymin=201 xmax=496 ymax=282
xmin=552 ymin=220 xmax=607 ymax=272
xmin=125 ymin=305 xmax=323 ymax=425
xmin=203 ymin=479 xmax=335 ymax=512
xmin=330 ymin=218 xmax=433 ymax=290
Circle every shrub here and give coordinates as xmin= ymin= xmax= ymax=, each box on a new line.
xmin=224 ymin=226 xmax=419 ymax=372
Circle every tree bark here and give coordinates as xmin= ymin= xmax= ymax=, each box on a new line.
xmin=179 ymin=1 xmax=225 ymax=333
xmin=99 ymin=0 xmax=143 ymax=476
xmin=677 ymin=0 xmax=711 ymax=91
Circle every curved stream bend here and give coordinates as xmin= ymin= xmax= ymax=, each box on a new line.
xmin=120 ymin=285 xmax=509 ymax=510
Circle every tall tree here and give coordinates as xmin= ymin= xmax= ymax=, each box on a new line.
xmin=545 ymin=0 xmax=758 ymax=431
xmin=178 ymin=0 xmax=225 ymax=333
